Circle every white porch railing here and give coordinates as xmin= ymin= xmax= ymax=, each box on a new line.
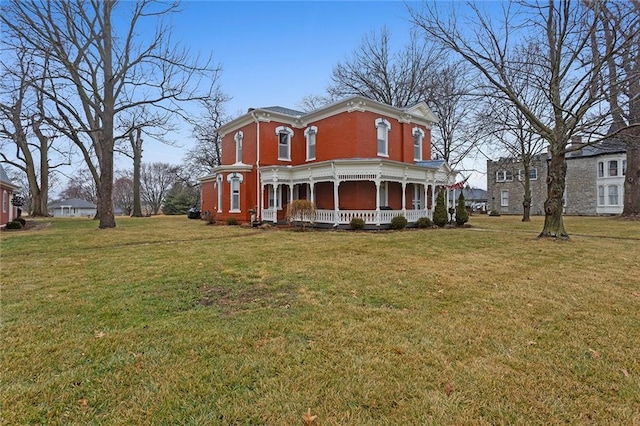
xmin=260 ymin=208 xmax=431 ymax=225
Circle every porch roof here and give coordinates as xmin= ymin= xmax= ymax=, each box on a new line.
xmin=259 ymin=158 xmax=455 ymax=186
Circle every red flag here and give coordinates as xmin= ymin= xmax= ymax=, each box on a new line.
xmin=446 ymin=177 xmax=468 ymax=190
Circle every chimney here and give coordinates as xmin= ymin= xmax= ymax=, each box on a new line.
xmin=569 ymin=136 xmax=584 ymax=156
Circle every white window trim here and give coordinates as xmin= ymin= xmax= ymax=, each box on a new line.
xmin=2 ymin=190 xmax=7 ymax=213
xmin=412 ymin=127 xmax=424 ymax=161
xmin=597 ymin=185 xmax=605 ymax=206
xmin=227 ymin=173 xmax=243 ymax=213
xmin=275 ymin=126 xmax=293 ymax=161
xmin=234 ymin=131 xmax=243 ymax=164
xmin=501 ymin=190 xmax=509 ymax=207
xmin=216 ymin=175 xmax=223 ymax=213
xmin=607 ymin=185 xmax=619 ymax=206
xmin=608 ymin=160 xmax=618 ymax=177
xmin=304 ymin=126 xmax=317 ymax=161
xmin=496 ymin=170 xmax=513 ymax=182
xmin=375 ymin=118 xmax=391 ymax=157
xmin=597 ymin=162 xmax=604 ymax=178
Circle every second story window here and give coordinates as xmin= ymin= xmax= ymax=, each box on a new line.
xmin=496 ymin=170 xmax=513 ymax=182
xmin=234 ymin=131 xmax=243 ymax=164
xmin=518 ymin=168 xmax=538 ymax=180
xmin=622 ymin=159 xmax=627 ymax=176
xmin=412 ymin=127 xmax=424 ymax=161
xmin=304 ymin=126 xmax=317 ymax=161
xmin=375 ymin=118 xmax=391 ymax=157
xmin=608 ymin=160 xmax=618 ymax=176
xmin=275 ymin=126 xmax=293 ymax=161
xmin=598 ymin=162 xmax=604 ymax=177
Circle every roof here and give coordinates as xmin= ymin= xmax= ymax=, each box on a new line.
xmin=219 ymin=95 xmax=438 ymax=136
xmin=261 ymin=106 xmax=306 ymax=116
xmin=49 ymin=198 xmax=97 ymax=209
xmin=567 ymin=139 xmax=626 ymax=158
xmin=0 ymin=164 xmax=19 ymax=190
xmin=461 ymin=187 xmax=488 ymax=201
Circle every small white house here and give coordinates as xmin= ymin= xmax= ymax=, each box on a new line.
xmin=48 ymin=198 xmax=97 ymax=217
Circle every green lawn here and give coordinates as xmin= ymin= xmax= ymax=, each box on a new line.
xmin=1 ymin=215 xmax=639 ymax=425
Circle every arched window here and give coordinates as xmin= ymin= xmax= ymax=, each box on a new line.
xmin=227 ymin=173 xmax=244 ymax=212
xmin=275 ymin=126 xmax=294 ymax=161
xmin=304 ymin=126 xmax=317 ymax=161
xmin=234 ymin=131 xmax=243 ymax=164
xmin=412 ymin=127 xmax=425 ymax=161
xmin=375 ymin=118 xmax=391 ymax=157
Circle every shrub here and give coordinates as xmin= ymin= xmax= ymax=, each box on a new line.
xmin=5 ymin=221 xmax=22 ymax=230
xmin=433 ymin=189 xmax=448 ymax=227
xmin=350 ymin=217 xmax=365 ymax=230
xmin=489 ymin=210 xmax=501 ymax=217
xmin=390 ymin=215 xmax=407 ymax=230
xmin=416 ymin=216 xmax=432 ymax=228
xmin=226 ymin=217 xmax=238 ymax=226
xmin=455 ymin=192 xmax=469 ymax=226
xmin=286 ymin=199 xmax=317 ymax=231
xmin=15 ymin=217 xmax=26 ymax=226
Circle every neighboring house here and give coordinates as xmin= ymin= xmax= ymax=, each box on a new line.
xmin=0 ymin=164 xmax=20 ymax=226
xmin=199 ymin=95 xmax=456 ymax=227
xmin=48 ymin=198 xmax=97 ymax=218
xmin=449 ymin=187 xmax=488 ymax=213
xmin=487 ymin=140 xmax=627 ymax=216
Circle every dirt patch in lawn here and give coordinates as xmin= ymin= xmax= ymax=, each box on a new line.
xmin=199 ymin=282 xmax=297 ymax=315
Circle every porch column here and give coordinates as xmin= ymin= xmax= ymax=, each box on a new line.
xmin=273 ymin=183 xmax=280 ymax=223
xmin=375 ymin=179 xmax=381 ymax=226
xmin=401 ymin=180 xmax=407 ymax=217
xmin=288 ymin=183 xmax=294 ymax=204
xmin=333 ymin=180 xmax=341 ymax=226
xmin=309 ymin=181 xmax=315 ymax=204
xmin=423 ymin=184 xmax=428 ymax=218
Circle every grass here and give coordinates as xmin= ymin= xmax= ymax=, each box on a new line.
xmin=1 ymin=215 xmax=639 ymax=425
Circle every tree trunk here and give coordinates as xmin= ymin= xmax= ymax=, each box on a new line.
xmin=539 ymin=151 xmax=568 ymax=238
xmin=622 ymin=139 xmax=640 ymax=218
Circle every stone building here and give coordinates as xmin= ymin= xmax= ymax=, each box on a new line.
xmin=486 ymin=140 xmax=627 ymax=216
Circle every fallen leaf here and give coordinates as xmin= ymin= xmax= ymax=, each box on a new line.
xmin=78 ymin=398 xmax=88 ymax=407
xmin=303 ymin=407 xmax=317 ymax=425
xmin=94 ymin=331 xmax=106 ymax=338
xmin=527 ymin=340 xmax=537 ymax=346
xmin=444 ymin=382 xmax=453 ymax=396
xmin=589 ymin=348 xmax=600 ymax=359
xmin=621 ymin=368 xmax=630 ymax=378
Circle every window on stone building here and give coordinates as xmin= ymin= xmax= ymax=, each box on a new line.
xmin=622 ymin=159 xmax=626 ymax=176
xmin=608 ymin=185 xmax=619 ymax=205
xmin=501 ymin=190 xmax=509 ymax=207
xmin=496 ymin=170 xmax=513 ymax=182
xmin=598 ymin=185 xmax=605 ymax=205
xmin=608 ymin=160 xmax=618 ymax=176
xmin=598 ymin=162 xmax=604 ymax=177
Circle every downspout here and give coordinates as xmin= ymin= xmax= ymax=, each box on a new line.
xmin=251 ymin=111 xmax=261 ymax=220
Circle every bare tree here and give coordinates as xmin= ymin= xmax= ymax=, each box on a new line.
xmin=325 ymin=27 xmax=479 ymax=168
xmin=184 ymin=90 xmax=231 ymax=178
xmin=597 ymin=1 xmax=640 ymax=218
xmin=1 ymin=0 xmax=217 ymax=228
xmin=411 ymin=1 xmax=639 ymax=238
xmin=113 ymin=171 xmax=134 ymax=216
xmin=140 ymin=162 xmax=178 ymax=215
xmin=59 ymin=169 xmax=97 ymax=203
xmin=0 ymin=48 xmax=71 ymax=216
xmin=328 ymin=27 xmax=441 ymax=107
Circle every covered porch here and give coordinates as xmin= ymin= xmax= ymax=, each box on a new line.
xmin=259 ymin=159 xmax=455 ymax=227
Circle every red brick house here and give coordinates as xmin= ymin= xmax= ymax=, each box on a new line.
xmin=1 ymin=164 xmax=20 ymax=226
xmin=199 ymin=95 xmax=455 ymax=227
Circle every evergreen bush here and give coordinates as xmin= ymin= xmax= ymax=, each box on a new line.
xmin=433 ymin=189 xmax=448 ymax=227
xmin=455 ymin=192 xmax=469 ymax=226
xmin=416 ymin=216 xmax=432 ymax=228
xmin=5 ymin=221 xmax=22 ymax=230
xmin=390 ymin=215 xmax=407 ymax=230
xmin=350 ymin=217 xmax=365 ymax=230
xmin=15 ymin=217 xmax=26 ymax=226
xmin=226 ymin=217 xmax=238 ymax=226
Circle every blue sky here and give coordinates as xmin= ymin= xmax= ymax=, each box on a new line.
xmin=175 ymin=1 xmax=419 ymax=115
